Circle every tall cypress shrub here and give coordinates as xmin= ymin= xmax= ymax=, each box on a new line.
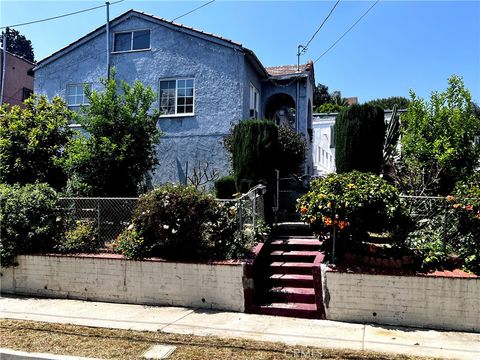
xmin=334 ymin=104 xmax=385 ymax=174
xmin=231 ymin=120 xmax=278 ymax=192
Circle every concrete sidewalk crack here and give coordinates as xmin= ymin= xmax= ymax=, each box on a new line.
xmin=158 ymin=308 xmax=196 ymax=331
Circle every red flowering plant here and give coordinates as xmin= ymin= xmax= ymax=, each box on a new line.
xmin=297 ymin=171 xmax=410 ymax=257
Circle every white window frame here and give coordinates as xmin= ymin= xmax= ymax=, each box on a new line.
xmin=249 ymin=83 xmax=260 ymax=119
xmin=112 ymin=29 xmax=151 ymax=53
xmin=66 ymin=83 xmax=91 ymax=107
xmin=159 ymin=78 xmax=195 ymax=117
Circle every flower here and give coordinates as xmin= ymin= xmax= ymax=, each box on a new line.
xmin=300 ymin=206 xmax=308 ymax=215
xmin=163 ymin=224 xmax=169 ymax=230
xmin=127 ymin=224 xmax=134 ymax=231
xmin=446 ymin=195 xmax=455 ymax=202
xmin=465 ymin=205 xmax=473 ymax=211
xmin=346 ymin=183 xmax=355 ymax=189
xmin=307 ymin=216 xmax=316 ymax=224
xmin=453 ymin=203 xmax=461 ymax=209
xmin=323 ymin=217 xmax=332 ymax=226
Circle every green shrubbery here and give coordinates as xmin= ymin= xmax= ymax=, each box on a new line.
xmin=297 ymin=172 xmax=410 ymax=255
xmin=0 ymin=183 xmax=65 ymax=266
xmin=214 ymin=175 xmax=237 ymax=199
xmin=57 ymin=220 xmax=101 ymax=254
xmin=115 ymin=185 xmax=257 ymax=261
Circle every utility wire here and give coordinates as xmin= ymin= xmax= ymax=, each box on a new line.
xmin=314 ymin=0 xmax=380 ymax=63
xmin=303 ymin=0 xmax=341 ymax=53
xmin=172 ymin=0 xmax=216 ymax=22
xmin=0 ymin=0 xmax=125 ymax=30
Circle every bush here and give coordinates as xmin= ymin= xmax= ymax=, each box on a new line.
xmin=315 ymin=103 xmax=346 ymax=113
xmin=56 ymin=220 xmax=101 ymax=254
xmin=277 ymin=125 xmax=306 ymax=175
xmin=215 ymin=176 xmax=237 ymax=199
xmin=120 ymin=185 xmax=215 ymax=260
xmin=0 ymin=183 xmax=64 ymax=266
xmin=231 ymin=120 xmax=278 ymax=193
xmin=115 ymin=185 xmax=264 ymax=261
xmin=297 ymin=171 xmax=409 ymax=252
xmin=334 ymin=104 xmax=385 ymax=174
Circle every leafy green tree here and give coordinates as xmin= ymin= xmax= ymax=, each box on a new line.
xmin=1 ymin=27 xmax=35 ymax=62
xmin=365 ymin=96 xmax=410 ymax=110
xmin=315 ymin=103 xmax=346 ymax=113
xmin=313 ymin=83 xmax=331 ymax=108
xmin=277 ymin=125 xmax=306 ymax=175
xmin=334 ymin=104 xmax=385 ymax=174
xmin=63 ymin=71 xmax=162 ymax=196
xmin=396 ymin=75 xmax=480 ymax=195
xmin=0 ymin=96 xmax=74 ymax=190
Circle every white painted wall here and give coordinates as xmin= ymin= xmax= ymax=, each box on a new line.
xmin=0 ymin=255 xmax=246 ymax=312
xmin=324 ymin=270 xmax=480 ymax=332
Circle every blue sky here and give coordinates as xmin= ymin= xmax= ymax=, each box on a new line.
xmin=1 ymin=0 xmax=479 ymax=103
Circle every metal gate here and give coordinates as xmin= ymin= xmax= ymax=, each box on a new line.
xmin=273 ymin=170 xmax=313 ymax=222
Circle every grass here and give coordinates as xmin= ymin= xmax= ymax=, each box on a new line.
xmin=0 ymin=319 xmax=436 ymax=360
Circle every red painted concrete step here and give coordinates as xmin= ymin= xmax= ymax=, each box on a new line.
xmin=268 ymin=287 xmax=315 ymax=303
xmin=269 ymin=274 xmax=314 ymax=287
xmin=270 ymin=262 xmax=313 ymax=275
xmin=270 ymin=238 xmax=322 ymax=246
xmin=256 ymin=302 xmax=319 ymax=319
xmin=270 ymin=250 xmax=319 ymax=262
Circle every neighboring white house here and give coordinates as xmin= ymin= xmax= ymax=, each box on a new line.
xmin=312 ymin=109 xmax=407 ymax=176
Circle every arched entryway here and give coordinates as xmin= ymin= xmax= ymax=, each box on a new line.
xmin=265 ymin=93 xmax=296 ymax=129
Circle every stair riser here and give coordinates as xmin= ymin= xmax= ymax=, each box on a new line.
xmin=269 ymin=265 xmax=313 ymax=275
xmin=270 ymin=255 xmax=317 ymax=262
xmin=267 ymin=292 xmax=315 ymax=303
xmin=270 ymin=244 xmax=321 ymax=252
xmin=269 ymin=278 xmax=314 ymax=288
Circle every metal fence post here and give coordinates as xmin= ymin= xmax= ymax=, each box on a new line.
xmin=252 ymin=190 xmax=256 ymax=233
xmin=442 ymin=199 xmax=448 ymax=252
xmin=332 ymin=202 xmax=336 ymax=264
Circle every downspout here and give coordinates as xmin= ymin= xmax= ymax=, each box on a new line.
xmin=0 ymin=32 xmax=7 ymax=105
xmin=296 ymin=77 xmax=299 ymax=133
xmin=106 ymin=1 xmax=111 ymax=79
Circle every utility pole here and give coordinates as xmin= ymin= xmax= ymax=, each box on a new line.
xmin=106 ymin=1 xmax=111 ymax=79
xmin=296 ymin=44 xmax=306 ymax=72
xmin=0 ymin=30 xmax=7 ymax=105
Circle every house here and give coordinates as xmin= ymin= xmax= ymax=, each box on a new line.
xmin=33 ymin=9 xmax=315 ymax=186
xmin=0 ymin=49 xmax=34 ymax=107
xmin=312 ymin=109 xmax=407 ymax=176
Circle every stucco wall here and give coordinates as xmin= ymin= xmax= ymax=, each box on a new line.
xmin=0 ymin=255 xmax=246 ymax=312
xmin=0 ymin=52 xmax=34 ymax=107
xmin=34 ymin=14 xmax=250 ymax=184
xmin=323 ymin=269 xmax=480 ymax=332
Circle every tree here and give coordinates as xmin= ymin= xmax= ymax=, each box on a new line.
xmin=1 ymin=28 xmax=35 ymax=62
xmin=63 ymin=71 xmax=162 ymax=196
xmin=365 ymin=96 xmax=410 ymax=110
xmin=334 ymin=104 xmax=385 ymax=174
xmin=313 ymin=83 xmax=331 ymax=108
xmin=0 ymin=95 xmax=74 ymax=190
xmin=395 ymin=75 xmax=480 ymax=195
xmin=315 ymin=103 xmax=346 ymax=113
xmin=231 ymin=120 xmax=278 ymax=192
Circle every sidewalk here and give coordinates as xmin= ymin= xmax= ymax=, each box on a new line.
xmin=0 ymin=296 xmax=478 ymax=360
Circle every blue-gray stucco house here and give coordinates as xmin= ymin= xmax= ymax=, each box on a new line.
xmin=33 ymin=9 xmax=315 ymax=186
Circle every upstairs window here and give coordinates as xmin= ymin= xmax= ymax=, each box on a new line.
xmin=66 ymin=84 xmax=91 ymax=107
xmin=22 ymin=87 xmax=33 ymax=101
xmin=249 ymin=84 xmax=260 ymax=119
xmin=159 ymin=78 xmax=195 ymax=116
xmin=113 ymin=29 xmax=150 ymax=52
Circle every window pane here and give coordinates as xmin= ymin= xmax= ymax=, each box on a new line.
xmin=185 ymin=97 xmax=193 ymax=105
xmin=177 ymin=106 xmax=185 ymax=114
xmin=185 ymin=105 xmax=193 ymax=113
xmin=186 ymin=79 xmax=193 ymax=88
xmin=133 ymin=30 xmax=150 ymax=50
xmin=177 ymin=88 xmax=186 ymax=97
xmin=114 ymin=33 xmax=131 ymax=52
xmin=67 ymin=95 xmax=75 ymax=106
xmin=177 ymin=97 xmax=185 ymax=105
xmin=67 ymin=86 xmax=76 ymax=96
xmin=178 ymin=79 xmax=186 ymax=88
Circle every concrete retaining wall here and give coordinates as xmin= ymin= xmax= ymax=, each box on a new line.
xmin=323 ymin=268 xmax=480 ymax=332
xmin=0 ymin=255 xmax=246 ymax=312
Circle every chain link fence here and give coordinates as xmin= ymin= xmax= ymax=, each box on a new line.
xmin=59 ymin=185 xmax=267 ymax=244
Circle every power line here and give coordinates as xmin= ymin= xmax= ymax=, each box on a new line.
xmin=303 ymin=0 xmax=341 ymax=53
xmin=0 ymin=0 xmax=125 ymax=30
xmin=314 ymin=0 xmax=380 ymax=63
xmin=172 ymin=0 xmax=216 ymax=22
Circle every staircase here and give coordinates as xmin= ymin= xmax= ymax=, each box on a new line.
xmin=252 ymin=222 xmax=324 ymax=319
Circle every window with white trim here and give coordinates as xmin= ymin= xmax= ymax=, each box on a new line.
xmin=159 ymin=78 xmax=195 ymax=116
xmin=249 ymin=84 xmax=260 ymax=119
xmin=113 ymin=29 xmax=150 ymax=52
xmin=66 ymin=84 xmax=91 ymax=107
